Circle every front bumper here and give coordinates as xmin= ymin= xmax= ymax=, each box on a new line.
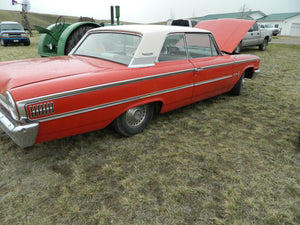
xmin=0 ymin=106 xmax=39 ymax=148
xmin=2 ymin=38 xmax=30 ymax=44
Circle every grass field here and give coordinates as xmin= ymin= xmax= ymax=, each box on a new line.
xmin=0 ymin=33 xmax=299 ymax=225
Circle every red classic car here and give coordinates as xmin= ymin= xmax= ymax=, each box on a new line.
xmin=0 ymin=25 xmax=260 ymax=147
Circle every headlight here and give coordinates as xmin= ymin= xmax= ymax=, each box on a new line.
xmin=21 ymin=33 xmax=28 ymax=38
xmin=5 ymin=91 xmax=20 ymax=121
xmin=2 ymin=33 xmax=9 ymax=38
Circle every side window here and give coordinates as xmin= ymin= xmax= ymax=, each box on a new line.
xmin=158 ymin=34 xmax=187 ymax=62
xmin=186 ymin=33 xmax=219 ymax=58
xmin=191 ymin=21 xmax=198 ymax=27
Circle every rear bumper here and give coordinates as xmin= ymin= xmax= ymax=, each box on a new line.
xmin=0 ymin=106 xmax=38 ymax=148
xmin=252 ymin=69 xmax=260 ymax=79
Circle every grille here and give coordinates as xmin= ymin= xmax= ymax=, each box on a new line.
xmin=28 ymin=102 xmax=55 ymax=118
xmin=9 ymin=34 xmax=22 ymax=38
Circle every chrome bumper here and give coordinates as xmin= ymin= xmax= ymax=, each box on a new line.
xmin=0 ymin=106 xmax=39 ymax=148
xmin=252 ymin=69 xmax=260 ymax=79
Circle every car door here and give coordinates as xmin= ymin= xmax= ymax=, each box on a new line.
xmin=154 ymin=33 xmax=195 ymax=111
xmin=185 ymin=33 xmax=235 ymax=102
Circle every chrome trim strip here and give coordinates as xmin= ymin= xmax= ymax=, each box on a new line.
xmin=0 ymin=95 xmax=9 ymax=111
xmin=194 ymin=75 xmax=233 ymax=86
xmin=31 ymin=73 xmax=233 ymax=122
xmin=17 ymin=68 xmax=195 ymax=106
xmin=235 ymin=59 xmax=259 ymax=64
xmin=195 ymin=58 xmax=258 ymax=71
xmin=34 ymin=83 xmax=195 ymax=122
xmin=199 ymin=62 xmax=234 ymax=70
xmin=128 ymin=56 xmax=156 ymax=68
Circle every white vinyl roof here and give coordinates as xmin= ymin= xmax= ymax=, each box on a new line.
xmin=86 ymin=25 xmax=212 ymax=68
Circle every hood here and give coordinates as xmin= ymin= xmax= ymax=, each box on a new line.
xmin=195 ymin=19 xmax=255 ymax=53
xmin=0 ymin=55 xmax=123 ymax=94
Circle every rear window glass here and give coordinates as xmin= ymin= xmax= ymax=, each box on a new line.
xmin=171 ymin=20 xmax=190 ymax=27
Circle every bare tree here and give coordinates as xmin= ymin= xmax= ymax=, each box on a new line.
xmin=239 ymin=4 xmax=248 ymax=19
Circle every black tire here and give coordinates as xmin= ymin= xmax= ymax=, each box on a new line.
xmin=233 ymin=42 xmax=242 ymax=54
xmin=113 ymin=104 xmax=154 ymax=137
xmin=259 ymin=39 xmax=268 ymax=51
xmin=1 ymin=39 xmax=7 ymax=46
xmin=229 ymin=73 xmax=244 ymax=96
xmin=24 ymin=40 xmax=30 ymax=46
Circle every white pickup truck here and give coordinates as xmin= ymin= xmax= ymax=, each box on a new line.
xmin=233 ymin=22 xmax=272 ymax=53
xmin=196 ymin=19 xmax=272 ymax=54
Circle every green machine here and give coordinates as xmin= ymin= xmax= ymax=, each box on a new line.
xmin=35 ymin=16 xmax=101 ymax=57
xmin=35 ymin=6 xmax=121 ymax=57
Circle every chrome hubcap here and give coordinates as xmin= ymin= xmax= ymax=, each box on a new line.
xmin=125 ymin=105 xmax=147 ymax=128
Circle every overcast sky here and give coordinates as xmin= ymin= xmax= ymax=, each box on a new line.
xmin=0 ymin=0 xmax=299 ymax=23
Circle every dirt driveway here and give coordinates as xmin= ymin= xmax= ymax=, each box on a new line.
xmin=271 ymin=36 xmax=300 ymax=45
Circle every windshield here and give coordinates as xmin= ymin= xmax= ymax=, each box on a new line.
xmin=1 ymin=24 xmax=24 ymax=31
xmin=73 ymin=32 xmax=142 ymax=65
xmin=264 ymin=24 xmax=273 ymax=28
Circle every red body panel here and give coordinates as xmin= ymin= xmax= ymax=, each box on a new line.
xmin=0 ymin=50 xmax=259 ymax=146
xmin=4 ymin=54 xmax=259 ymax=144
xmin=195 ymin=19 xmax=255 ymax=53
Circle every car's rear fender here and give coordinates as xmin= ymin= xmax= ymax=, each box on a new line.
xmin=243 ymin=66 xmax=259 ymax=79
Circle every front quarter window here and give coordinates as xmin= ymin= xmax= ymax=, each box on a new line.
xmin=73 ymin=32 xmax=141 ymax=65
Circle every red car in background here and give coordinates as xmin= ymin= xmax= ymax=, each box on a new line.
xmin=0 ymin=25 xmax=260 ymax=147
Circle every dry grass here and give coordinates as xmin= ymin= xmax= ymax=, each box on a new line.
xmin=0 ymin=34 xmax=299 ymax=224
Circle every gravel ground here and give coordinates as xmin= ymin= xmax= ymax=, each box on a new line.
xmin=271 ymin=36 xmax=300 ymax=45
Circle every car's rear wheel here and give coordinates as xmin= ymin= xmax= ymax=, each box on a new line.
xmin=229 ymin=72 xmax=245 ymax=96
xmin=113 ymin=103 xmax=154 ymax=136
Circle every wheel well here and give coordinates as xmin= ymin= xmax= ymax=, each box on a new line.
xmin=152 ymin=101 xmax=163 ymax=115
xmin=244 ymin=67 xmax=254 ymax=79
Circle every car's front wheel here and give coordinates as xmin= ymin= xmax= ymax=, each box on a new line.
xmin=113 ymin=103 xmax=154 ymax=136
xmin=24 ymin=40 xmax=30 ymax=46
